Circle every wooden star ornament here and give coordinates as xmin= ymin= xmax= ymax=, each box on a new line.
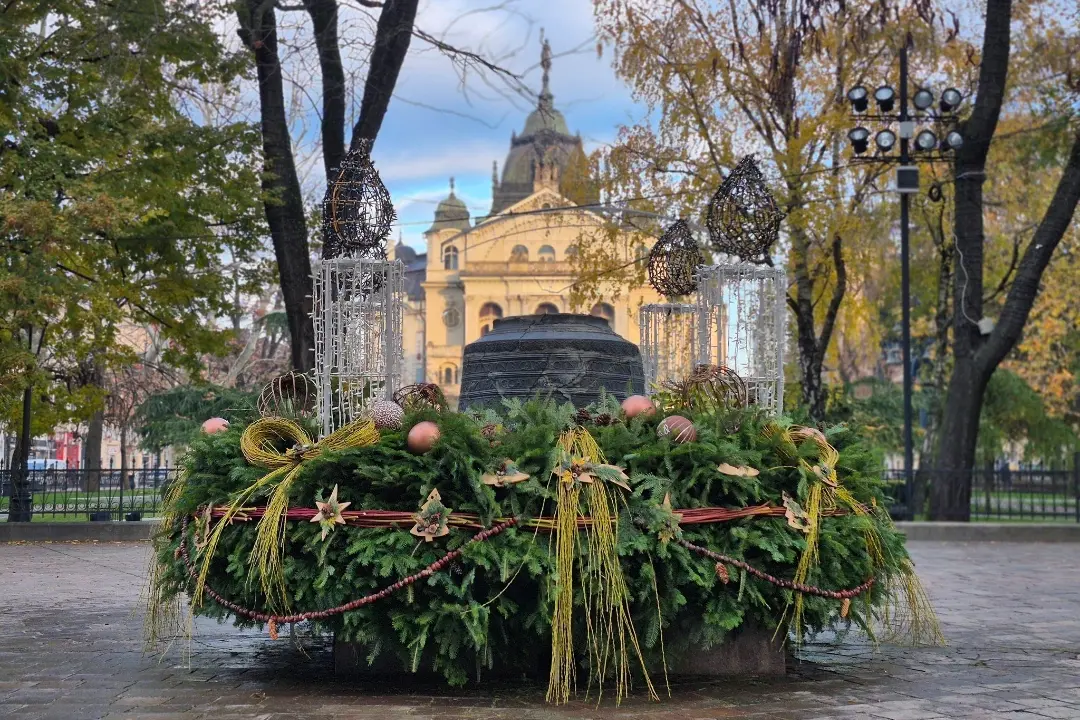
xmin=310 ymin=484 xmax=351 ymax=540
xmin=481 ymin=459 xmax=531 ymax=488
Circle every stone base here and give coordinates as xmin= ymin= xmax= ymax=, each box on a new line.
xmin=333 ymin=625 xmax=785 ymax=678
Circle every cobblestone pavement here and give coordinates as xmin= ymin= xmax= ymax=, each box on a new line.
xmin=1 ymin=541 xmax=1079 ymax=720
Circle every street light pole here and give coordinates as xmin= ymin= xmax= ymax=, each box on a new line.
xmin=898 ymin=45 xmax=916 ymax=521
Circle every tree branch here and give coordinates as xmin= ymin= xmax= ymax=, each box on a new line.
xmin=978 ymin=124 xmax=1080 ymax=372
xmin=305 ymin=0 xmax=347 ymax=179
xmin=350 ymin=0 xmax=420 ymax=149
xmin=816 ymin=233 xmax=847 ymax=363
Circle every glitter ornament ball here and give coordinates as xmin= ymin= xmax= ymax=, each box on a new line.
xmin=370 ymin=400 xmax=405 ymax=430
xmin=658 ymin=415 xmax=697 ymax=443
xmin=407 ymin=421 xmax=442 ymax=454
xmin=621 ymin=394 xmax=656 ymax=419
xmin=201 ymin=417 xmax=230 ymax=434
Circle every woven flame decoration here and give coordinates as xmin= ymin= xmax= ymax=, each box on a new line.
xmin=322 ymin=142 xmax=396 ymax=260
xmin=705 ymin=155 xmax=783 ymax=261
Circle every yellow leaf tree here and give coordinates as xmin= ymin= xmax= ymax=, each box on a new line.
xmin=579 ymin=0 xmax=933 ymax=419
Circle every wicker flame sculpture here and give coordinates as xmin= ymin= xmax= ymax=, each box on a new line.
xmin=257 ymin=372 xmax=317 ymax=419
xmin=705 ymin=155 xmax=783 ymax=261
xmin=647 ymin=219 xmax=704 ymax=298
xmin=321 ymin=141 xmax=396 ymax=260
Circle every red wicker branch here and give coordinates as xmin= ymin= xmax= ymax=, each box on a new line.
xmin=677 ymin=538 xmax=874 ymax=600
xmin=178 ymin=516 xmax=518 ymax=625
xmin=204 ymin=503 xmax=848 ymax=530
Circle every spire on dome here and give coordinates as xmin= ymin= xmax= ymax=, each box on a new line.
xmin=449 ymin=176 xmax=456 ymax=195
xmin=539 ymin=31 xmax=554 ymax=113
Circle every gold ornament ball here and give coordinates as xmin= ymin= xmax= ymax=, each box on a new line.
xmin=407 ymin=421 xmax=442 ymax=454
xmin=202 ymin=417 xmax=230 ymax=434
xmin=658 ymin=415 xmax=697 ymax=443
xmin=621 ymin=394 xmax=656 ymax=419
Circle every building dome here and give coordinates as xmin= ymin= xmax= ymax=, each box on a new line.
xmin=427 ymin=178 xmax=471 ymax=234
xmin=522 ymin=102 xmax=570 ymax=137
xmin=489 ymin=37 xmax=589 ymax=215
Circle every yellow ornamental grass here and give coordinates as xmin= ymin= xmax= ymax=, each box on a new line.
xmin=194 ymin=417 xmax=379 ymax=611
xmin=546 ymin=428 xmax=657 ymax=706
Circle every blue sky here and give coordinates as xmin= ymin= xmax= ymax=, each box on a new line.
xmin=357 ymin=0 xmax=642 ymax=252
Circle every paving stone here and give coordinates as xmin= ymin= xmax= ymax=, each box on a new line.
xmin=2 ymin=541 xmax=1080 ymax=719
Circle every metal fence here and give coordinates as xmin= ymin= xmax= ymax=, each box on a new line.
xmin=0 ymin=468 xmax=177 ymax=521
xmin=885 ymin=464 xmax=1080 ymax=522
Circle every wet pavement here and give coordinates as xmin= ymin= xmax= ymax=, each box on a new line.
xmin=1 ymin=540 xmax=1079 ymax=719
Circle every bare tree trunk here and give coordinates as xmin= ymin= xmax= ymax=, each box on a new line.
xmin=237 ymin=0 xmax=314 ymax=372
xmin=934 ymin=0 xmax=1080 ymax=518
xmin=84 ymin=408 xmax=103 ymax=492
xmin=350 ymin=0 xmax=420 ymax=148
xmin=789 ymin=225 xmax=846 ymax=421
xmin=306 ymin=0 xmax=346 ymax=178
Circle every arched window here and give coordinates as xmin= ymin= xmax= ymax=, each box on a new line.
xmin=479 ymin=302 xmax=503 ymax=336
xmin=510 ymin=245 xmax=529 ymax=262
xmin=634 ymin=243 xmax=649 ymax=268
xmin=442 ymin=244 xmax=459 ymax=270
xmin=442 ymin=365 xmax=459 ymax=385
xmin=565 ymin=245 xmax=579 ymax=260
xmin=590 ymin=302 xmax=616 ymax=327
xmin=538 ymin=245 xmax=556 ymax=263
xmin=535 ymin=302 xmax=560 ymax=315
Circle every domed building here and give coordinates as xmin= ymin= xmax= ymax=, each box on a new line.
xmin=392 ymin=40 xmax=660 ymax=407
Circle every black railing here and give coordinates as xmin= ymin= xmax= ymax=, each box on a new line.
xmin=0 ymin=468 xmax=176 ymax=520
xmin=885 ymin=464 xmax=1080 ymax=522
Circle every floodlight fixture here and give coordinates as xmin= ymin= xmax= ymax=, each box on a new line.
xmin=875 ymin=129 xmax=897 ymax=152
xmin=847 ymin=85 xmax=869 ymax=113
xmin=912 ymin=88 xmax=934 ymax=111
xmin=940 ymin=88 xmax=963 ymax=113
xmin=874 ymin=85 xmax=896 ymax=112
xmin=848 ymin=126 xmax=871 ymax=154
xmin=914 ymin=129 xmax=938 ymax=152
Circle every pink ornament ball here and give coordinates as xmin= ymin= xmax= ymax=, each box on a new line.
xmin=658 ymin=415 xmax=697 ymax=444
xmin=202 ymin=417 xmax=230 ymax=434
xmin=621 ymin=394 xmax=656 ymax=419
xmin=407 ymin=421 xmax=441 ymax=454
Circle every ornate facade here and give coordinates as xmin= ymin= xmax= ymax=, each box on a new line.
xmin=391 ymin=42 xmax=661 ymax=407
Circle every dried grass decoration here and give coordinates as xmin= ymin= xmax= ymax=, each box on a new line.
xmin=547 ymin=427 xmax=657 ymax=706
xmin=647 ymin=219 xmax=704 ymax=298
xmin=257 ymin=372 xmax=316 ymax=419
xmin=705 ymin=155 xmax=783 ymax=261
xmin=193 ymin=416 xmax=379 ymax=611
xmin=322 ymin=141 xmax=396 ymax=260
xmin=762 ymin=423 xmax=943 ymax=646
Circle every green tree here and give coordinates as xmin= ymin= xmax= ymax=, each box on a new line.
xmin=0 ymin=1 xmax=265 ymax=476
xmin=134 ymin=384 xmax=259 ymax=454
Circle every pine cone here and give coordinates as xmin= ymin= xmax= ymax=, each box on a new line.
xmin=574 ymin=408 xmax=592 ymax=425
xmin=594 ymin=413 xmax=614 ymax=427
xmin=481 ymin=423 xmax=498 ymax=439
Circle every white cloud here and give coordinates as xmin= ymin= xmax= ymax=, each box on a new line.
xmin=377 ymin=139 xmax=508 ymax=183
